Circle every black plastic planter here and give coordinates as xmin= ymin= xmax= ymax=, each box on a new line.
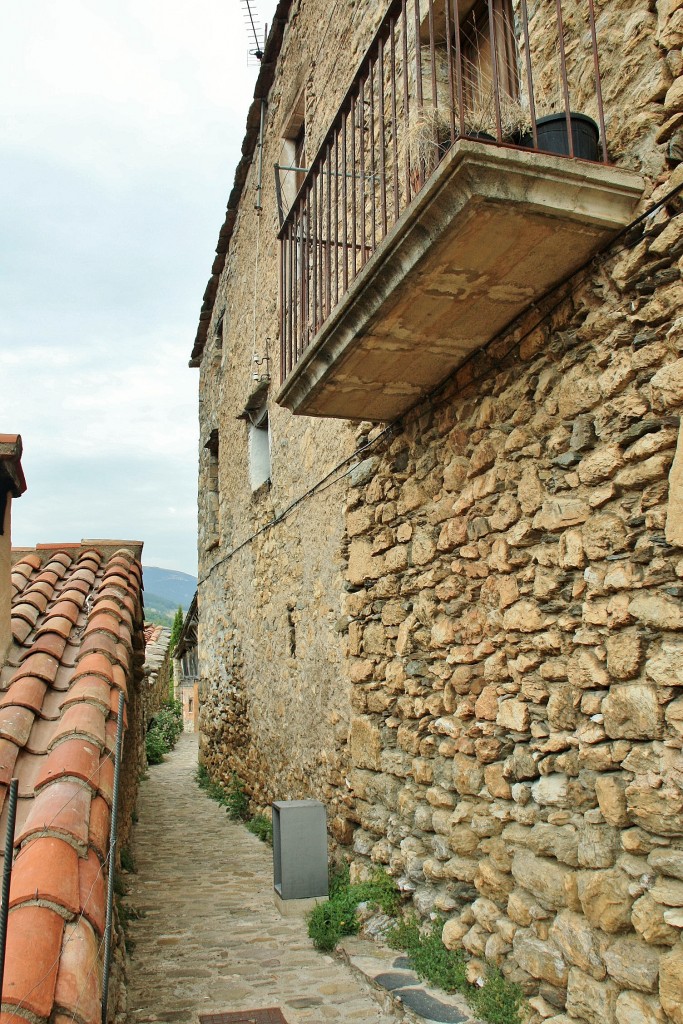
xmin=535 ymin=113 xmax=600 ymax=162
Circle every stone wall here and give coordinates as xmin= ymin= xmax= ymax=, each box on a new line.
xmin=195 ymin=0 xmax=683 ymax=1020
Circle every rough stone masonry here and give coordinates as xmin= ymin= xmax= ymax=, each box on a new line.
xmin=194 ymin=1 xmax=683 ymax=1022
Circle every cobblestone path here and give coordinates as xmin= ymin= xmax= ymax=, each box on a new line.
xmin=124 ymin=733 xmax=398 ymax=1024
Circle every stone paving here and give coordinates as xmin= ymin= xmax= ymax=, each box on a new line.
xmin=123 ymin=733 xmax=402 ymax=1024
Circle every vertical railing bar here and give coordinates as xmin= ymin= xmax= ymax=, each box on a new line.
xmin=350 ymin=95 xmax=358 ymax=279
xmin=453 ymin=0 xmax=465 ymax=138
xmin=369 ymin=57 xmax=377 ymax=252
xmin=297 ymin=206 xmax=303 ymax=361
xmin=333 ymin=132 xmax=339 ymax=307
xmin=555 ymin=0 xmax=574 ymax=158
xmin=327 ymin=140 xmax=333 ymax=312
xmin=342 ymin=110 xmax=349 ymax=291
xmin=444 ymin=0 xmax=456 ymax=146
xmin=428 ymin=0 xmax=439 ymax=165
xmin=321 ymin=151 xmax=327 ymax=321
xmin=290 ymin=221 xmax=294 ymax=376
xmin=378 ymin=34 xmax=388 ymax=238
xmin=294 ymin=209 xmax=299 ymax=364
xmin=519 ymin=0 xmax=538 ymax=150
xmin=313 ymin=174 xmax=317 ymax=337
xmin=390 ymin=17 xmax=400 ymax=222
xmin=401 ymin=0 xmax=412 ymax=203
xmin=304 ymin=188 xmax=311 ymax=347
xmin=414 ymin=0 xmax=424 ymax=188
xmin=586 ymin=0 xmax=608 ymax=162
xmin=101 ymin=691 xmax=125 ymax=1024
xmin=359 ymin=77 xmax=367 ymax=266
xmin=487 ymin=0 xmax=503 ymax=143
xmin=279 ymin=231 xmax=285 ymax=381
xmin=0 ymin=778 xmax=19 ymax=1003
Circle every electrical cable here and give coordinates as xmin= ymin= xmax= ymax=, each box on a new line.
xmin=199 ymin=177 xmax=682 ymax=586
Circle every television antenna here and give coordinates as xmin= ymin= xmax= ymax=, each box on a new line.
xmin=241 ymin=0 xmax=265 ymax=65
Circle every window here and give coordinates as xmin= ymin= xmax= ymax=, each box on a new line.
xmin=459 ymin=0 xmax=518 ymax=111
xmin=276 ymin=91 xmax=306 ymax=222
xmin=249 ymin=406 xmax=271 ymax=491
xmin=188 ymin=697 xmax=193 ymax=713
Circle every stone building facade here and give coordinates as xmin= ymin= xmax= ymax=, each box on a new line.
xmin=192 ymin=1 xmax=683 ymax=1021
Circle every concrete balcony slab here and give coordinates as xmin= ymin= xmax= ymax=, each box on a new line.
xmin=276 ymin=140 xmax=643 ymax=422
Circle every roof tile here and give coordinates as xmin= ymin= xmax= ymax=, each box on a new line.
xmin=1 ymin=905 xmax=64 ymax=1017
xmin=54 ymin=919 xmax=100 ymax=1024
xmin=11 ymin=602 xmax=40 ymax=627
xmin=49 ymin=704 xmax=106 ymax=749
xmin=88 ymin=795 xmax=110 ymax=860
xmin=17 ymin=780 xmax=91 ymax=851
xmin=9 ymin=836 xmax=80 ymax=914
xmin=97 ymin=754 xmax=114 ymax=806
xmin=72 ymin=653 xmax=114 ymax=684
xmin=0 ymin=676 xmax=47 ymax=714
xmin=0 ymin=706 xmax=35 ymax=746
xmin=0 ymin=738 xmax=20 ymax=785
xmin=22 ymin=631 xmax=67 ymax=662
xmin=79 ymin=631 xmax=118 ymax=661
xmin=47 ymin=601 xmax=82 ymax=625
xmin=35 ymin=738 xmax=101 ymax=791
xmin=10 ymin=618 xmax=32 ymax=644
xmin=12 ymin=651 xmax=60 ymax=685
xmin=78 ymin=848 xmax=106 ymax=935
xmin=34 ymin=616 xmax=74 ymax=640
xmin=60 ymin=675 xmax=111 ymax=712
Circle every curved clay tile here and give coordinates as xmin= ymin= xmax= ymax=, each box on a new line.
xmin=108 ymin=690 xmax=127 ymax=728
xmin=0 ymin=706 xmax=35 ymax=746
xmin=78 ymin=848 xmax=106 ymax=936
xmin=25 ymin=582 xmax=54 ymax=605
xmin=50 ymin=553 xmax=74 ymax=569
xmin=16 ymin=779 xmax=91 ymax=851
xmin=11 ymin=602 xmax=40 ymax=627
xmin=69 ymin=569 xmax=96 ymax=588
xmin=72 ymin=653 xmax=114 ymax=684
xmin=54 ymin=917 xmax=100 ymax=1024
xmin=47 ymin=600 xmax=82 ymax=624
xmin=97 ymin=754 xmax=114 ymax=806
xmin=10 ymin=617 xmax=32 ymax=645
xmin=0 ymin=676 xmax=47 ymax=714
xmin=84 ymin=611 xmax=120 ymax=637
xmin=14 ymin=553 xmax=41 ymax=573
xmin=48 ymin=704 xmax=106 ymax=750
xmin=0 ymin=904 xmax=64 ymax=1018
xmin=87 ymin=795 xmax=109 ymax=861
xmin=35 ymin=738 xmax=101 ymax=792
xmin=12 ymin=652 xmax=60 ymax=685
xmin=0 ymin=738 xmax=20 ymax=785
xmin=34 ymin=616 xmax=74 ymax=641
xmin=60 ymin=578 xmax=91 ymax=597
xmin=79 ymin=632 xmax=118 ymax=661
xmin=9 ymin=836 xmax=80 ymax=914
xmin=24 ymin=631 xmax=68 ymax=662
xmin=59 ymin=675 xmax=111 ymax=713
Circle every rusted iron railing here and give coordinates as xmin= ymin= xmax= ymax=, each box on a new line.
xmin=279 ymin=0 xmax=609 ymax=384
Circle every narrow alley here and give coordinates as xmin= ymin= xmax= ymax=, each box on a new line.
xmin=123 ymin=734 xmax=401 ymax=1024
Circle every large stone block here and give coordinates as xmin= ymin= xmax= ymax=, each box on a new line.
xmin=511 ymin=849 xmax=577 ymax=911
xmin=602 ymin=683 xmax=662 ymax=740
xmin=549 ymin=909 xmax=606 ymax=979
xmin=603 ymin=936 xmax=660 ymax=992
xmin=349 ymin=716 xmax=382 ymax=770
xmin=512 ymin=929 xmax=568 ymax=986
xmin=577 ymin=869 xmax=634 ymax=933
xmin=566 ymin=968 xmax=619 ymax=1024
xmin=659 ymin=942 xmax=683 ymax=1023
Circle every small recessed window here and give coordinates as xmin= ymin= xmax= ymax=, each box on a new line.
xmin=188 ymin=697 xmax=193 ymax=713
xmin=249 ymin=406 xmax=271 ymax=491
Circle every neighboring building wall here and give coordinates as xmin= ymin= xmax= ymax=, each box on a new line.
xmin=142 ymin=625 xmax=172 ymax=725
xmin=196 ymin=0 xmax=683 ymax=1019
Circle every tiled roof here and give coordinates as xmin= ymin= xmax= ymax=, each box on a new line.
xmin=1 ymin=541 xmax=144 ymax=1024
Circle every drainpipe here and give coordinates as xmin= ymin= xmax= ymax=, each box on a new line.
xmin=101 ymin=690 xmax=125 ymax=1024
xmin=255 ymin=99 xmax=266 ymax=211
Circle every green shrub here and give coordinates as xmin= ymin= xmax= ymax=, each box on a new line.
xmin=469 ymin=968 xmax=524 ymax=1024
xmin=155 ymin=701 xmax=183 ymax=749
xmin=246 ymin=814 xmax=273 ymax=844
xmin=145 ymin=729 xmax=167 ymax=765
xmin=308 ymin=868 xmax=400 ymax=951
xmin=225 ymin=772 xmax=250 ymax=821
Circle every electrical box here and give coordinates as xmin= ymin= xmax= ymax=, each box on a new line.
xmin=272 ymin=799 xmax=328 ymax=901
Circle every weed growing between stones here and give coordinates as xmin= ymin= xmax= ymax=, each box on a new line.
xmin=246 ymin=814 xmax=273 ymax=844
xmin=388 ymin=916 xmax=525 ymax=1024
xmin=308 ymin=868 xmax=400 ymax=951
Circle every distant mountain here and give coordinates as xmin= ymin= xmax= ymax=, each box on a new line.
xmin=143 ymin=567 xmax=197 ymax=625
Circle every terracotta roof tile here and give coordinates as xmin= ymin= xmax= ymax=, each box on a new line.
xmin=78 ymin=848 xmax=106 ymax=936
xmin=35 ymin=739 xmax=101 ymax=791
xmin=0 ymin=738 xmax=20 ymax=785
xmin=49 ymin=704 xmax=106 ymax=749
xmin=0 ymin=706 xmax=35 ymax=746
xmin=72 ymin=653 xmax=114 ymax=684
xmin=3 ymin=542 xmax=144 ymax=1021
xmin=0 ymin=676 xmax=47 ymax=713
xmin=25 ymin=631 xmax=68 ymax=662
xmin=9 ymin=836 xmax=80 ymax=913
xmin=60 ymin=675 xmax=111 ymax=712
xmin=12 ymin=652 xmax=60 ymax=685
xmin=54 ymin=918 xmax=100 ymax=1024
xmin=88 ymin=796 xmax=109 ymax=860
xmin=1 ymin=905 xmax=64 ymax=1017
xmin=17 ymin=780 xmax=91 ymax=851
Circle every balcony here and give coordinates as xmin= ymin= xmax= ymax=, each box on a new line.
xmin=276 ymin=0 xmax=644 ymax=422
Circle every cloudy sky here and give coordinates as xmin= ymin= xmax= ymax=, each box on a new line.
xmin=1 ymin=0 xmax=278 ymax=576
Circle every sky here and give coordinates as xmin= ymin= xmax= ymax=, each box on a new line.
xmin=1 ymin=0 xmax=278 ymax=576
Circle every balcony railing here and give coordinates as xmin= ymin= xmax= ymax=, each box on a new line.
xmin=279 ymin=0 xmax=611 ymax=388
